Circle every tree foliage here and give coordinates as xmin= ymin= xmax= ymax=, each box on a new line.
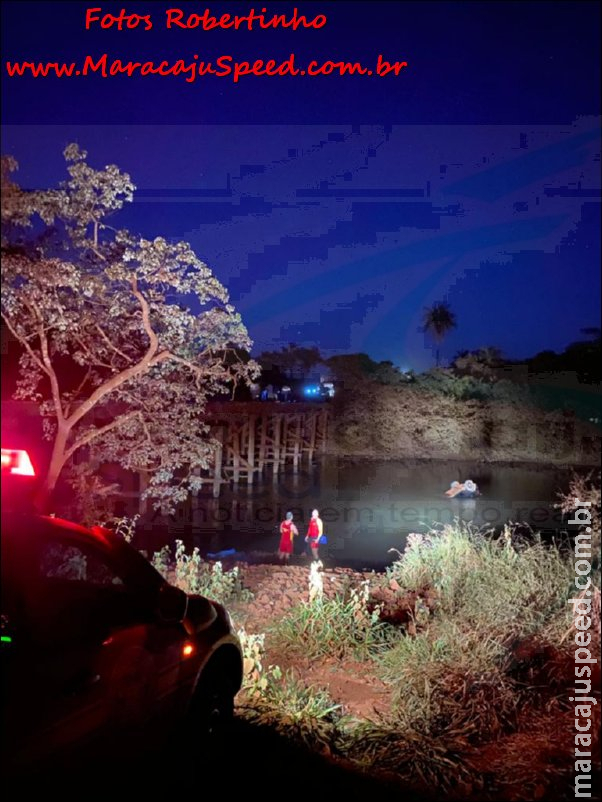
xmin=326 ymin=353 xmax=408 ymax=388
xmin=451 ymin=346 xmax=504 ymax=382
xmin=257 ymin=343 xmax=322 ymax=379
xmin=528 ymin=328 xmax=601 ymax=384
xmin=1 ymin=145 xmax=258 ymax=512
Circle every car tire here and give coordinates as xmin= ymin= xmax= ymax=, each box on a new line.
xmin=198 ymin=680 xmax=234 ymax=740
xmin=185 ymin=663 xmax=236 ymax=757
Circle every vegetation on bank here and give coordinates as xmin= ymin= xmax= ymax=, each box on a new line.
xmin=257 ymin=338 xmax=601 ymax=466
xmin=232 ymin=474 xmax=601 ymax=800
xmin=257 ymin=332 xmax=601 ymax=399
xmin=151 ymin=539 xmax=252 ymax=606
xmin=268 ymin=578 xmax=391 ymax=661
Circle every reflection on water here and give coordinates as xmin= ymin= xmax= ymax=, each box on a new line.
xmin=139 ymin=457 xmax=580 ymax=569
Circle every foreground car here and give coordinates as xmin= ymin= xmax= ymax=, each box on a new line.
xmin=1 ymin=449 xmax=242 ymax=777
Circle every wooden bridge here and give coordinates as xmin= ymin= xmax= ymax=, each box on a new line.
xmin=202 ymin=402 xmax=330 ymax=497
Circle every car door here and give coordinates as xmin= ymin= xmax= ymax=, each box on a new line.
xmin=5 ymin=525 xmax=195 ymax=774
xmin=7 ymin=531 xmax=170 ymax=764
xmin=4 ymin=536 xmax=112 ymax=766
xmin=95 ymin=537 xmax=199 ymax=730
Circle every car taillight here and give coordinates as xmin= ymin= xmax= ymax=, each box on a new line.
xmin=1 ymin=448 xmax=36 ymax=476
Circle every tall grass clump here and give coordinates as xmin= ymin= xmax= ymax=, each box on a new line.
xmin=242 ymin=673 xmax=343 ymax=751
xmin=556 ymin=470 xmax=601 ymax=575
xmin=341 ymin=718 xmax=479 ymax=795
xmin=554 ymin=471 xmax=601 ymax=653
xmin=378 ymin=622 xmax=518 ymax=740
xmin=387 ymin=524 xmax=574 ymax=642
xmin=372 ymin=522 xmax=577 ymax=751
xmin=269 ymin=579 xmax=394 ymax=661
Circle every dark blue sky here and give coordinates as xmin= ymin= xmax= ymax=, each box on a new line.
xmin=2 ymin=1 xmax=600 ymax=369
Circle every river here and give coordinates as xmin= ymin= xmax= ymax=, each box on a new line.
xmin=139 ymin=457 xmax=585 ymax=569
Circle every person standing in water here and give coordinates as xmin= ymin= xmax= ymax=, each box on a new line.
xmin=278 ymin=511 xmax=298 ymax=564
xmin=305 ymin=508 xmax=323 ymax=561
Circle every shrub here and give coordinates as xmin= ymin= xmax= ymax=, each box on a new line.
xmin=378 ymin=622 xmax=517 ymax=740
xmin=370 ymin=522 xmax=578 ymax=756
xmin=341 ymin=719 xmax=478 ymax=794
xmin=555 ymin=470 xmax=601 ymax=571
xmin=102 ymin=514 xmax=140 ymax=544
xmin=151 ymin=540 xmax=252 ymax=605
xmin=237 ymin=628 xmax=282 ymax=698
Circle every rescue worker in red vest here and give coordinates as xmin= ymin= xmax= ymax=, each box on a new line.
xmin=305 ymin=508 xmax=323 ymax=561
xmin=278 ymin=511 xmax=298 ymax=564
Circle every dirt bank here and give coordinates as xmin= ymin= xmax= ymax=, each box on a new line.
xmin=329 ymin=384 xmax=601 ymax=464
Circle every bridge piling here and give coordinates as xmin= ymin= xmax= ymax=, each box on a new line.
xmin=205 ymin=402 xmax=329 ymax=496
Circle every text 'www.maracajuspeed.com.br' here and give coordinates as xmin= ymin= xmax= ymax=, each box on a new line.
xmin=5 ymin=53 xmax=408 ymax=83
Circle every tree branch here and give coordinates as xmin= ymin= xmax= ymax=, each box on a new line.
xmin=65 ymin=278 xmax=160 ymax=428
xmin=94 ymin=323 xmax=133 ymax=365
xmin=38 ymin=325 xmax=65 ymax=423
xmin=64 ymin=410 xmax=140 ymax=463
xmin=1 ymin=312 xmax=48 ymax=376
xmin=64 ymin=366 xmax=93 ymax=417
xmin=130 ymin=277 xmax=159 ymax=354
xmin=73 ymin=334 xmax=113 ymax=371
xmin=26 ymin=299 xmax=65 ymax=423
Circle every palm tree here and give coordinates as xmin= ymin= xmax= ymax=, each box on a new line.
xmin=422 ymin=302 xmax=457 ymax=367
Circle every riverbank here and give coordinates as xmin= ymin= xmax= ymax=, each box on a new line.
xmin=215 ymin=516 xmax=601 ymax=801
xmin=329 ymin=384 xmax=601 ymax=465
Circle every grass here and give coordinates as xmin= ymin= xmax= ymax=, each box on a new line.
xmin=268 ymin=579 xmax=396 ymax=661
xmin=385 ymin=524 xmax=575 ymax=640
xmin=340 ymin=718 xmax=479 ymax=795
xmin=377 ymin=622 xmax=518 ymax=741
xmin=371 ymin=524 xmax=581 ymax=746
xmin=144 ymin=495 xmax=600 ymax=799
xmin=245 ymin=514 xmax=601 ymax=799
xmin=239 ymin=671 xmax=343 ymax=751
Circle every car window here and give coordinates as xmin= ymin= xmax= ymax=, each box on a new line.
xmin=40 ymin=542 xmax=125 ymax=587
xmin=24 ymin=537 xmax=153 ymax=644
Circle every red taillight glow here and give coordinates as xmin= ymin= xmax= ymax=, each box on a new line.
xmin=182 ymin=642 xmax=195 ymax=658
xmin=1 ymin=449 xmax=35 ymax=476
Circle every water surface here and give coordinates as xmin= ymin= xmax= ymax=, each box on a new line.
xmin=141 ymin=457 xmax=581 ymax=569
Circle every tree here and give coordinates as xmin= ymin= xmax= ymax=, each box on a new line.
xmin=325 ymin=353 xmax=408 ymax=389
xmin=452 ymin=346 xmax=504 ymax=382
xmin=1 ymin=145 xmax=257 ymax=513
xmin=258 ymin=343 xmax=322 ymax=379
xmin=326 ymin=353 xmax=379 ymax=386
xmin=422 ymin=302 xmax=457 ymax=367
xmin=526 ymin=330 xmax=601 ymax=384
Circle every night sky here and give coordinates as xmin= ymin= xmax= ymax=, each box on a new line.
xmin=2 ymin=1 xmax=600 ymax=370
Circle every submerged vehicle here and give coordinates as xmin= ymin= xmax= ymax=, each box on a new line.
xmin=445 ymin=479 xmax=479 ymax=499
